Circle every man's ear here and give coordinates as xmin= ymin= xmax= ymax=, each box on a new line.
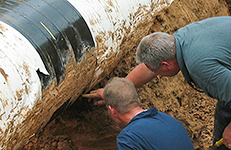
xmin=108 ymin=106 xmax=117 ymax=116
xmin=161 ymin=61 xmax=171 ymax=70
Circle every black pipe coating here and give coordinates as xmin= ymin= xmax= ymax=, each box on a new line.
xmin=0 ymin=0 xmax=95 ymax=90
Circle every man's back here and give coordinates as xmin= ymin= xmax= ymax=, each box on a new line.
xmin=117 ymin=107 xmax=194 ymax=150
xmin=174 ymin=16 xmax=231 ymax=103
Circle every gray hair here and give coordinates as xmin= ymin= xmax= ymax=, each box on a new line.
xmin=136 ymin=32 xmax=175 ymax=69
xmin=103 ymin=77 xmax=140 ymax=114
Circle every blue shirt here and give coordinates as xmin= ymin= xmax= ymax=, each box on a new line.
xmin=174 ymin=16 xmax=231 ymax=104
xmin=117 ymin=107 xmax=194 ymax=150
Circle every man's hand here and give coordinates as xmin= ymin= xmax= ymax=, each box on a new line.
xmin=82 ymin=88 xmax=106 ymax=105
xmin=223 ymin=122 xmax=231 ymax=149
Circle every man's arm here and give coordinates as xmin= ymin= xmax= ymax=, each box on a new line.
xmin=205 ymin=66 xmax=231 ymax=148
xmin=82 ymin=63 xmax=157 ymax=104
xmin=117 ymin=132 xmax=143 ymax=150
xmin=126 ymin=63 xmax=157 ymax=88
xmin=223 ymin=122 xmax=231 ymax=149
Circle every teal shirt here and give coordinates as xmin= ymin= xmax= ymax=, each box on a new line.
xmin=173 ymin=16 xmax=231 ymax=104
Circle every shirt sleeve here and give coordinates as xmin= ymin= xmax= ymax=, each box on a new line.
xmin=117 ymin=131 xmax=145 ymax=150
xmin=206 ymin=65 xmax=231 ymax=105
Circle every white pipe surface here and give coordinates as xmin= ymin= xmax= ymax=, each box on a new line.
xmin=68 ymin=0 xmax=174 ymax=76
xmin=0 ymin=21 xmax=48 ymax=147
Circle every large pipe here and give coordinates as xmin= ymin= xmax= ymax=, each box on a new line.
xmin=0 ymin=0 xmax=173 ymax=149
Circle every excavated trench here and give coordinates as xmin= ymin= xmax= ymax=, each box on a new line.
xmin=17 ymin=0 xmax=231 ymax=149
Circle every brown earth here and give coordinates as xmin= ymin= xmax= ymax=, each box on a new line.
xmin=21 ymin=0 xmax=231 ymax=150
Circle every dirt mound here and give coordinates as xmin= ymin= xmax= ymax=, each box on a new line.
xmin=22 ymin=0 xmax=230 ymax=150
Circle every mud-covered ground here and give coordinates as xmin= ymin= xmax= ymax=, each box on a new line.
xmin=22 ymin=0 xmax=231 ymax=150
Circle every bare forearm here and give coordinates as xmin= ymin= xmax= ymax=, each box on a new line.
xmin=126 ymin=63 xmax=157 ymax=88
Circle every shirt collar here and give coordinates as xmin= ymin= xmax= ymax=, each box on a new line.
xmin=129 ymin=107 xmax=158 ymax=124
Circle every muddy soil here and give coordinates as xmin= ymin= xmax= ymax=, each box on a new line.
xmin=22 ymin=0 xmax=231 ymax=150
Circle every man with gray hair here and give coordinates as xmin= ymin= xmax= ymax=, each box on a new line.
xmin=131 ymin=16 xmax=231 ymax=149
xmin=103 ymin=77 xmax=194 ymax=150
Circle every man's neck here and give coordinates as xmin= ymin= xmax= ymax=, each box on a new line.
xmin=118 ymin=106 xmax=144 ymax=127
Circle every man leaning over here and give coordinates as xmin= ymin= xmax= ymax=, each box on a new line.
xmin=101 ymin=77 xmax=194 ymax=150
